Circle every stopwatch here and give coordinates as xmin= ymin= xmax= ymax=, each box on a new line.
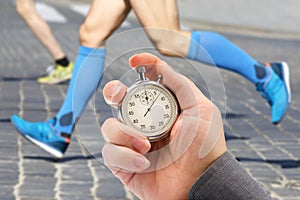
xmin=118 ymin=66 xmax=179 ymax=142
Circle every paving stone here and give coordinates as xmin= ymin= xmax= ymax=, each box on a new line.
xmin=1 ymin=0 xmax=300 ymax=199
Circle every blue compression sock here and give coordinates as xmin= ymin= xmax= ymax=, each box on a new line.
xmin=54 ymin=46 xmax=106 ymax=135
xmin=187 ymin=31 xmax=269 ymax=84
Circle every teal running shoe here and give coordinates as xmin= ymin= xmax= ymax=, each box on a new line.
xmin=11 ymin=115 xmax=70 ymax=158
xmin=256 ymin=62 xmax=291 ymax=124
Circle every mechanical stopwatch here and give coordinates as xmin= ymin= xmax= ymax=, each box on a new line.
xmin=118 ymin=66 xmax=179 ymax=142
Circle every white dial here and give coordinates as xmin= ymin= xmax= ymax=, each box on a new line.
xmin=120 ymin=82 xmax=178 ymax=141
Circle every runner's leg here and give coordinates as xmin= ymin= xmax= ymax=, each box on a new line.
xmin=55 ymin=0 xmax=132 ymax=135
xmin=130 ymin=0 xmax=290 ymax=124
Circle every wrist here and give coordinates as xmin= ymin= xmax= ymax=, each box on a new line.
xmin=198 ymin=134 xmax=227 ymax=176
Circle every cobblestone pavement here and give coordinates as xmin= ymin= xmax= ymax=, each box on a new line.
xmin=1 ymin=0 xmax=300 ymax=199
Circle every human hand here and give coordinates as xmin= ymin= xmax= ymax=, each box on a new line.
xmin=101 ymin=53 xmax=227 ymax=200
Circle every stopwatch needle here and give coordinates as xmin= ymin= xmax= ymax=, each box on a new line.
xmin=144 ymin=92 xmax=161 ymax=117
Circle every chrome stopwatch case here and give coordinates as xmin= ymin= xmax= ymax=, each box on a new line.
xmin=118 ymin=66 xmax=179 ymax=142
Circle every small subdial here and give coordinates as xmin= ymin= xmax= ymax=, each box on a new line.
xmin=140 ymin=91 xmax=154 ymax=105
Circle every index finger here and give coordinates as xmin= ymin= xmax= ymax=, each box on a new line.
xmin=129 ymin=53 xmax=209 ymax=110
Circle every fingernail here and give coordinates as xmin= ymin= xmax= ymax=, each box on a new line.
xmin=109 ymin=85 xmax=122 ymax=106
xmin=112 ymin=84 xmax=122 ymax=97
xmin=104 ymin=84 xmax=122 ymax=106
xmin=134 ymin=156 xmax=150 ymax=169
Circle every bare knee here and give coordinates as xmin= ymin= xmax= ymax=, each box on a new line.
xmin=149 ymin=31 xmax=175 ymax=56
xmin=79 ymin=19 xmax=110 ymax=48
xmin=147 ymin=29 xmax=190 ymax=57
xmin=156 ymin=47 xmax=175 ymax=57
xmin=16 ymin=0 xmax=34 ymax=19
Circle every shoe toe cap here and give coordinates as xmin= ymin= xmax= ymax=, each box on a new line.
xmin=11 ymin=115 xmax=28 ymax=133
xmin=271 ymin=96 xmax=289 ymax=124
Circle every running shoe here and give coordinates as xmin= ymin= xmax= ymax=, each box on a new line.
xmin=11 ymin=115 xmax=70 ymax=158
xmin=37 ymin=62 xmax=74 ymax=85
xmin=256 ymin=62 xmax=291 ymax=124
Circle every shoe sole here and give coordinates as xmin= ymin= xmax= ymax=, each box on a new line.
xmin=11 ymin=119 xmax=64 ymax=159
xmin=271 ymin=62 xmax=291 ymax=125
xmin=280 ymin=62 xmax=291 ymax=103
xmin=37 ymin=74 xmax=72 ymax=85
xmin=25 ymin=135 xmax=64 ymax=158
xmin=271 ymin=62 xmax=291 ymax=103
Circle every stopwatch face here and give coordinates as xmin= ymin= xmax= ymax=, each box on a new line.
xmin=120 ymin=82 xmax=178 ymax=141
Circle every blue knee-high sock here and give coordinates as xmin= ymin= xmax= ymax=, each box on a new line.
xmin=187 ymin=31 xmax=269 ymax=84
xmin=54 ymin=46 xmax=106 ymax=135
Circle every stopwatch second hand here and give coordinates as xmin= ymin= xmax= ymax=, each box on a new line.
xmin=144 ymin=92 xmax=161 ymax=117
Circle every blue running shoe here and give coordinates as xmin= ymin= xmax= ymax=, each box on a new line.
xmin=11 ymin=115 xmax=70 ymax=158
xmin=256 ymin=62 xmax=291 ymax=124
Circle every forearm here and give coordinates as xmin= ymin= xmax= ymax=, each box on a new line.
xmin=188 ymin=152 xmax=272 ymax=200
